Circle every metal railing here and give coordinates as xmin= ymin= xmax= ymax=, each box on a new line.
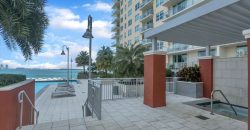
xmin=18 ymin=90 xmax=39 ymax=128
xmin=166 ymin=77 xmax=182 ymax=93
xmin=140 ymin=9 xmax=153 ymax=20
xmin=141 ymin=23 xmax=153 ymax=32
xmin=83 ymin=80 xmax=102 ymax=120
xmin=92 ymin=78 xmax=144 ymax=100
xmin=211 ymin=90 xmax=237 ymax=116
xmin=140 ymin=0 xmax=153 ymax=8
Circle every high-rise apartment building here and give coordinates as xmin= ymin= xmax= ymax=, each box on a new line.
xmin=112 ymin=0 xmax=248 ymax=71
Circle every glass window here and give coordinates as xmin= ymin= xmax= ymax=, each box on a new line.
xmin=128 ymin=29 xmax=132 ymax=36
xmin=121 ymin=9 xmax=123 ymax=14
xmin=156 ymin=11 xmax=164 ymax=21
xmin=236 ymin=45 xmax=247 ymax=57
xmin=135 ymin=36 xmax=140 ymax=43
xmin=198 ymin=50 xmax=206 ymax=57
xmin=135 ymin=3 xmax=140 ymax=11
xmin=173 ymin=0 xmax=187 ymax=15
xmin=128 ymin=9 xmax=132 ymax=17
xmin=135 ymin=14 xmax=140 ymax=21
xmin=156 ymin=0 xmax=165 ymax=7
xmin=128 ymin=0 xmax=132 ymax=6
xmin=173 ymin=54 xmax=187 ymax=63
xmin=135 ymin=25 xmax=140 ymax=32
xmin=128 ymin=40 xmax=132 ymax=45
xmin=128 ymin=19 xmax=132 ymax=26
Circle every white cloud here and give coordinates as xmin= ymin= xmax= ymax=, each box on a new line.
xmin=46 ymin=6 xmax=112 ymax=39
xmin=82 ymin=1 xmax=112 ymax=12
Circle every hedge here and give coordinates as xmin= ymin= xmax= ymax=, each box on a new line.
xmin=0 ymin=74 xmax=26 ymax=87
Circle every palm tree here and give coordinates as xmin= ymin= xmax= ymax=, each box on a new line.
xmin=114 ymin=43 xmax=146 ymax=77
xmin=0 ymin=0 xmax=49 ymax=60
xmin=96 ymin=46 xmax=113 ymax=77
xmin=75 ymin=51 xmax=89 ymax=73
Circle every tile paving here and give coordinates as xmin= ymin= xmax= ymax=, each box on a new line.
xmin=18 ymin=80 xmax=247 ymax=130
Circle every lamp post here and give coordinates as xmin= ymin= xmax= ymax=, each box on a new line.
xmin=83 ymin=15 xmax=94 ymax=79
xmin=71 ymin=58 xmax=73 ymax=80
xmin=61 ymin=45 xmax=69 ymax=86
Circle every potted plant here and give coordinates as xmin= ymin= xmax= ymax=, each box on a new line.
xmin=175 ymin=65 xmax=203 ymax=98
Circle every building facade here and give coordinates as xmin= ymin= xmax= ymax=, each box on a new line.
xmin=112 ymin=0 xmax=248 ymax=71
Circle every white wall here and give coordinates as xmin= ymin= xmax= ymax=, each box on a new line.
xmin=213 ymin=57 xmax=248 ymax=107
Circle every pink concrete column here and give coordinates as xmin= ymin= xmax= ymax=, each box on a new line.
xmin=243 ymin=29 xmax=250 ymax=130
xmin=144 ymin=51 xmax=166 ymax=108
xmin=199 ymin=56 xmax=213 ymax=98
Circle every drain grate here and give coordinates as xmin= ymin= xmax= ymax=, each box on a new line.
xmin=195 ymin=115 xmax=209 ymax=120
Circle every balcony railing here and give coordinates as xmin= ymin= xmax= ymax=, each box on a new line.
xmin=140 ymin=0 xmax=153 ymax=9
xmin=141 ymin=23 xmax=153 ymax=33
xmin=166 ymin=45 xmax=201 ymax=53
xmin=140 ymin=39 xmax=152 ymax=45
xmin=140 ymin=9 xmax=153 ymax=21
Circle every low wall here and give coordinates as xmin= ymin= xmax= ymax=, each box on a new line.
xmin=213 ymin=57 xmax=247 ymax=107
xmin=0 ymin=80 xmax=35 ymax=130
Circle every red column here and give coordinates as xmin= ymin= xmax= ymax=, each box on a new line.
xmin=243 ymin=29 xmax=250 ymax=130
xmin=247 ymin=38 xmax=250 ymax=130
xmin=144 ymin=53 xmax=166 ymax=108
xmin=199 ymin=57 xmax=213 ymax=98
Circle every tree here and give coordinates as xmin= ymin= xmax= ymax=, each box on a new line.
xmin=96 ymin=46 xmax=113 ymax=77
xmin=114 ymin=43 xmax=146 ymax=77
xmin=75 ymin=51 xmax=89 ymax=73
xmin=0 ymin=0 xmax=49 ymax=60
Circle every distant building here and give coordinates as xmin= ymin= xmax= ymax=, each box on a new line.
xmin=5 ymin=65 xmax=8 ymax=69
xmin=0 ymin=64 xmax=3 ymax=69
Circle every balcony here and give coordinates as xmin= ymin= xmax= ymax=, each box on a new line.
xmin=141 ymin=23 xmax=153 ymax=33
xmin=111 ymin=25 xmax=119 ymax=32
xmin=112 ymin=9 xmax=120 ymax=17
xmin=111 ymin=32 xmax=120 ymax=39
xmin=112 ymin=0 xmax=120 ymax=8
xmin=140 ymin=39 xmax=152 ymax=45
xmin=140 ymin=9 xmax=153 ymax=22
xmin=140 ymin=0 xmax=153 ymax=10
xmin=162 ymin=0 xmax=183 ymax=7
xmin=166 ymin=45 xmax=202 ymax=53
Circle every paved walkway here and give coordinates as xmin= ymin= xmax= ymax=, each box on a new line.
xmin=19 ymin=80 xmax=247 ymax=130
xmin=35 ymin=80 xmax=88 ymax=123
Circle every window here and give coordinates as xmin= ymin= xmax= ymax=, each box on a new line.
xmin=135 ymin=3 xmax=140 ymax=11
xmin=121 ymin=9 xmax=123 ymax=14
xmin=124 ymin=23 xmax=127 ymax=29
xmin=128 ymin=40 xmax=132 ymax=45
xmin=135 ymin=25 xmax=140 ymax=32
xmin=135 ymin=14 xmax=140 ymax=21
xmin=128 ymin=0 xmax=132 ymax=6
xmin=157 ymin=41 xmax=164 ymax=50
xmin=128 ymin=9 xmax=132 ymax=17
xmin=128 ymin=29 xmax=132 ymax=36
xmin=124 ymin=32 xmax=126 ymax=38
xmin=173 ymin=0 xmax=187 ymax=14
xmin=198 ymin=50 xmax=206 ymax=57
xmin=198 ymin=49 xmax=216 ymax=57
xmin=120 ymin=26 xmax=123 ymax=31
xmin=156 ymin=11 xmax=164 ymax=21
xmin=156 ymin=0 xmax=165 ymax=7
xmin=128 ymin=19 xmax=132 ymax=26
xmin=173 ymin=54 xmax=187 ymax=63
xmin=135 ymin=36 xmax=140 ymax=43
xmin=236 ymin=45 xmax=247 ymax=57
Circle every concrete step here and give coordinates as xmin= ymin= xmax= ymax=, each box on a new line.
xmin=16 ymin=118 xmax=86 ymax=130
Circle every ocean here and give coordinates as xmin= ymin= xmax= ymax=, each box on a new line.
xmin=0 ymin=69 xmax=83 ymax=79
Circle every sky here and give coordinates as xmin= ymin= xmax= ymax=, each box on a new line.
xmin=0 ymin=0 xmax=113 ymax=69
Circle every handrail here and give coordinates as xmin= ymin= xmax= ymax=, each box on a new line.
xmin=210 ymin=90 xmax=237 ymax=116
xmin=18 ymin=90 xmax=39 ymax=128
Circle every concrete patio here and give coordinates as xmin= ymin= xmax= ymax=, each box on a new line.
xmin=18 ymin=80 xmax=247 ymax=130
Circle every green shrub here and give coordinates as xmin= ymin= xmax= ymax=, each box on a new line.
xmin=166 ymin=68 xmax=173 ymax=77
xmin=77 ymin=72 xmax=97 ymax=79
xmin=0 ymin=74 xmax=26 ymax=87
xmin=176 ymin=65 xmax=201 ymax=82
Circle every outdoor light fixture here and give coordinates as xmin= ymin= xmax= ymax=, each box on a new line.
xmin=61 ymin=45 xmax=70 ymax=86
xmin=82 ymin=15 xmax=94 ymax=79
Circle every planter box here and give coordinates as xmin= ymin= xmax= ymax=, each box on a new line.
xmin=176 ymin=81 xmax=203 ymax=98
